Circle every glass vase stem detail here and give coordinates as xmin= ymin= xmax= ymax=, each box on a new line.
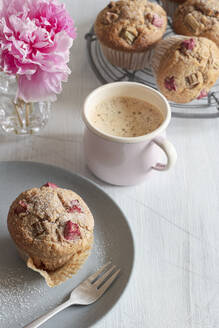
xmin=0 ymin=72 xmax=51 ymax=135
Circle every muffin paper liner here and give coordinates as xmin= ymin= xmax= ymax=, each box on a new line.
xmin=100 ymin=43 xmax=154 ymax=70
xmin=17 ymin=245 xmax=92 ymax=287
xmin=161 ymin=0 xmax=179 ymax=18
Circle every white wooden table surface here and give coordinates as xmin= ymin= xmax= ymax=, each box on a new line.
xmin=1 ymin=1 xmax=219 ymax=327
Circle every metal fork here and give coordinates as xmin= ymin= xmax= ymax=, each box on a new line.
xmin=24 ymin=262 xmax=120 ymax=328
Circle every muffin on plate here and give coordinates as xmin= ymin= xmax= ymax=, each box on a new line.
xmin=173 ymin=0 xmax=219 ymax=47
xmin=94 ymin=0 xmax=167 ymax=70
xmin=7 ymin=183 xmax=94 ymax=287
xmin=152 ymin=36 xmax=219 ymax=103
xmin=161 ymin=0 xmax=186 ymax=18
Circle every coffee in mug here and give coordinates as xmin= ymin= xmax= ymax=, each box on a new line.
xmin=83 ymin=82 xmax=177 ymax=185
xmin=89 ymin=96 xmax=164 ymax=138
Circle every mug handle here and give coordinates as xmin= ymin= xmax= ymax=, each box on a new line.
xmin=152 ymin=136 xmax=177 ymax=171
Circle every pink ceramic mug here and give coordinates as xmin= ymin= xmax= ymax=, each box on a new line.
xmin=83 ymin=82 xmax=177 ymax=185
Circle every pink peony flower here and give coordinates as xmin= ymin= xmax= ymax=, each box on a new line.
xmin=0 ymin=0 xmax=76 ymax=102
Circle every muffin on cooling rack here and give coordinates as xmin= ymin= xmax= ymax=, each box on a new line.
xmin=161 ymin=0 xmax=186 ymax=18
xmin=94 ymin=0 xmax=167 ymax=70
xmin=7 ymin=183 xmax=94 ymax=287
xmin=152 ymin=36 xmax=219 ymax=103
xmin=173 ymin=0 xmax=219 ymax=47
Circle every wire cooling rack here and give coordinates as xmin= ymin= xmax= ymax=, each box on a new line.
xmin=85 ymin=1 xmax=219 ymax=119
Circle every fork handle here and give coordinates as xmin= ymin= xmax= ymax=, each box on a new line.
xmin=24 ymin=300 xmax=72 ymax=328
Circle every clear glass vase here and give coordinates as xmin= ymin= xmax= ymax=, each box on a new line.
xmin=0 ymin=72 xmax=51 ymax=135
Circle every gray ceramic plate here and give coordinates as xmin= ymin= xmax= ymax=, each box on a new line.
xmin=0 ymin=161 xmax=134 ymax=328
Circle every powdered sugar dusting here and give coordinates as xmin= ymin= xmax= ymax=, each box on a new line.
xmin=0 ymin=266 xmax=48 ymax=327
xmin=0 ymin=230 xmax=113 ymax=327
xmin=93 ymin=230 xmax=112 ymax=271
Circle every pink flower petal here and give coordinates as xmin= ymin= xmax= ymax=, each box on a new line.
xmin=17 ymin=69 xmax=68 ymax=102
xmin=54 ymin=30 xmax=73 ymax=56
xmin=15 ymin=60 xmax=37 ymax=75
xmin=0 ymin=51 xmax=18 ymax=74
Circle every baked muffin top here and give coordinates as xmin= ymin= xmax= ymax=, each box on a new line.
xmin=94 ymin=0 xmax=167 ymax=52
xmin=7 ymin=183 xmax=94 ymax=259
xmin=173 ymin=0 xmax=219 ymax=46
xmin=155 ymin=37 xmax=219 ymax=103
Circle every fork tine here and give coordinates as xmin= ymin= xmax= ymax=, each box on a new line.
xmin=94 ymin=264 xmax=116 ymax=288
xmin=98 ymin=269 xmax=120 ymax=294
xmin=87 ymin=261 xmax=111 ymax=283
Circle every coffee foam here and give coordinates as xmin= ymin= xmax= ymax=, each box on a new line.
xmin=89 ymin=96 xmax=164 ymax=138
